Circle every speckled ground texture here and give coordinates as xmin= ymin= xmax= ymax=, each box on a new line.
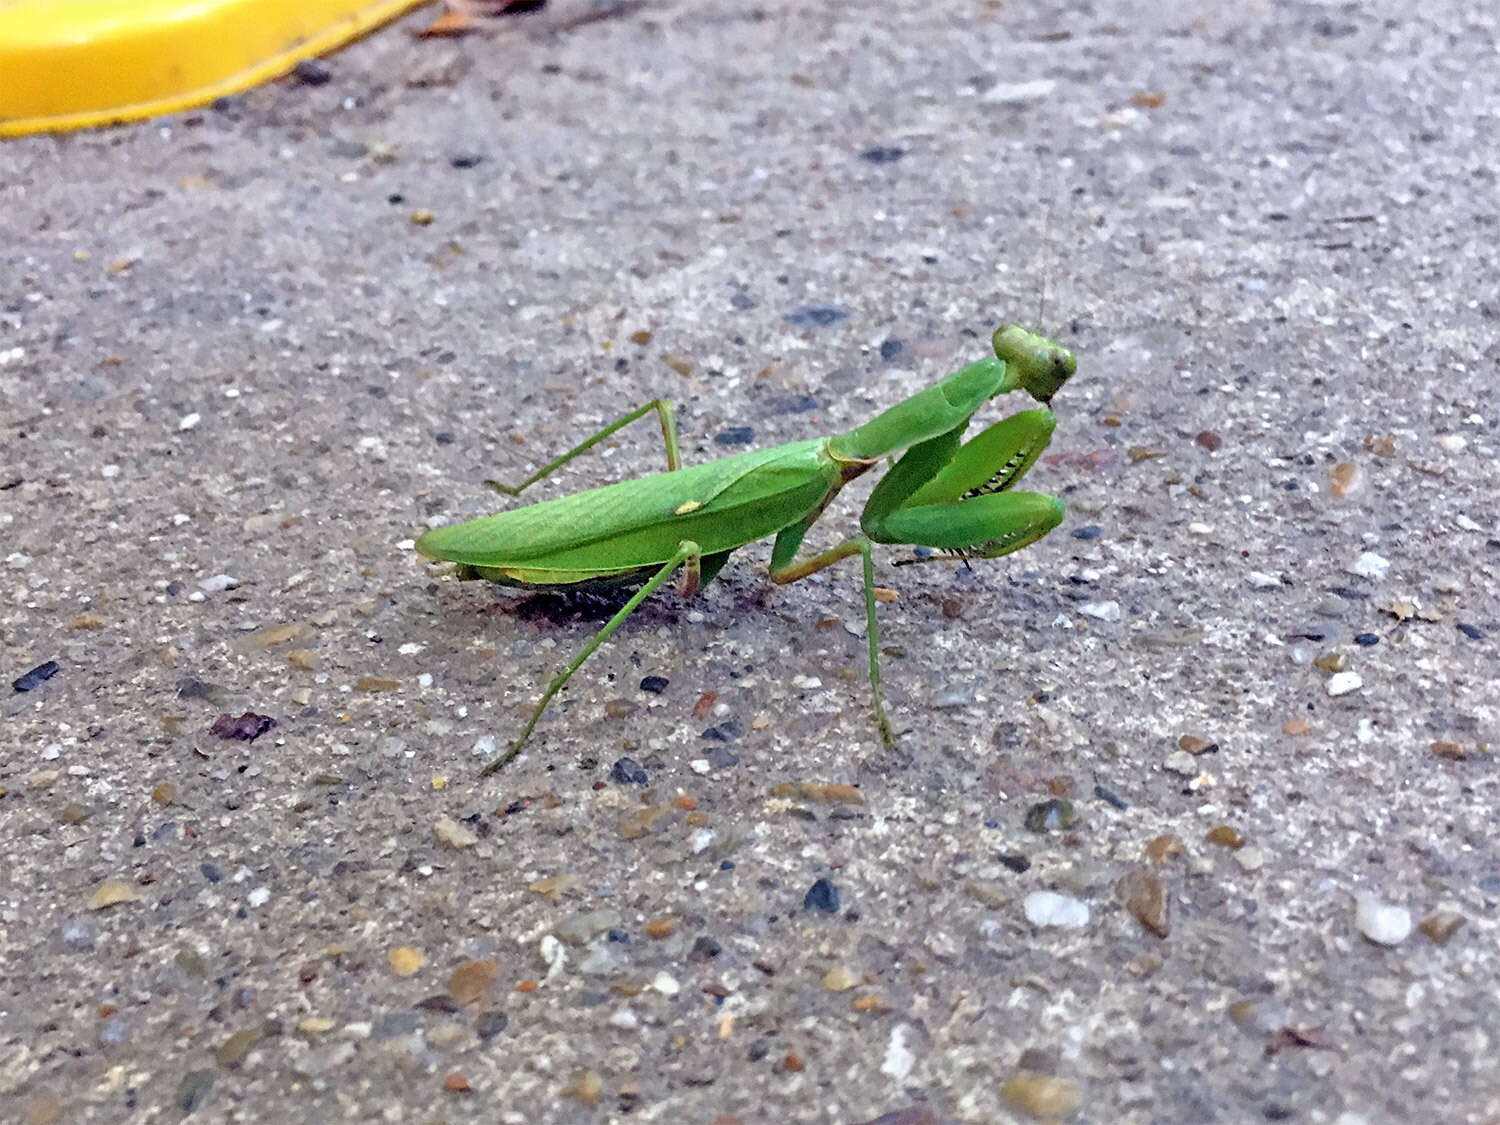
xmin=4 ymin=0 xmax=1499 ymax=1122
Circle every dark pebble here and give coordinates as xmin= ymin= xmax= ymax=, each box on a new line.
xmin=1327 ymin=586 xmax=1369 ymax=600
xmin=1024 ymin=798 xmax=1077 ymax=832
xmin=1354 ymin=632 xmax=1380 ymax=646
xmin=780 ymin=393 xmax=820 ymax=414
xmin=1458 ymin=622 xmax=1485 ymax=640
xmin=450 ymin=153 xmax=485 ymax=169
xmin=783 ymin=304 xmax=850 ymax=328
xmin=701 ymin=719 xmax=744 ymax=742
xmin=378 ymin=1011 xmax=424 ymax=1037
xmin=997 ymin=853 xmax=1031 ymax=874
xmin=689 ymin=936 xmax=722 ymax=962
xmin=476 ymin=1010 xmax=509 ymax=1039
xmin=879 ymin=338 xmax=903 ymax=360
xmin=293 ymin=58 xmax=332 ymax=86
xmin=12 ymin=659 xmax=59 ymax=692
xmin=609 ymin=757 xmax=649 ymax=786
xmin=720 ymin=860 xmax=735 ymax=871
xmin=706 ymin=745 xmax=740 ymax=768
xmin=413 ymin=995 xmax=461 ymax=1014
xmin=388 ymin=193 xmax=405 ymax=204
xmin=859 ymin=145 xmax=905 ymax=164
xmin=1072 ymin=524 xmax=1103 ymax=540
xmin=606 ymin=929 xmax=630 ymax=943
xmin=639 ymin=675 xmax=669 ymax=694
xmin=176 ymin=1069 xmax=214 ymax=1113
xmin=200 ymin=862 xmax=224 ymax=884
xmin=747 ymin=1038 xmax=772 ymax=1061
xmin=1478 ymin=874 xmax=1500 ymax=895
xmin=730 ymin=291 xmax=758 ymax=311
xmin=803 ymin=877 xmax=841 ymax=913
xmin=434 ymin=431 xmax=456 ymax=445
xmin=1094 ymin=783 xmax=1129 ymax=810
xmin=715 ymin=426 xmax=756 ymax=446
xmin=210 ymin=711 xmax=275 ymax=741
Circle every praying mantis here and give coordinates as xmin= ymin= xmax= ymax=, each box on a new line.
xmin=416 ymin=324 xmax=1077 ymax=774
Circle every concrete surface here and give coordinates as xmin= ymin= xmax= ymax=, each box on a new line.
xmin=3 ymin=0 xmax=1498 ymax=1121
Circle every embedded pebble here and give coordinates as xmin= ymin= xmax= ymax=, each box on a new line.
xmin=1347 ymin=552 xmax=1390 ymax=580
xmin=89 ymin=881 xmax=140 ymax=910
xmin=1247 ymin=571 xmax=1281 ymax=589
xmin=983 ymin=78 xmax=1057 ymax=105
xmin=1117 ymin=867 xmax=1169 ymax=937
xmin=822 ymin=965 xmax=859 ymax=991
xmin=1163 ymin=750 xmax=1199 ymax=777
xmin=555 ymin=909 xmax=623 ymax=946
xmin=1325 ymin=671 xmax=1363 ymax=696
xmin=432 ymin=816 xmax=478 ymax=849
xmin=1419 ymin=911 xmax=1466 ymax=944
xmin=1078 ymin=600 xmax=1122 ymax=622
xmin=804 ymin=877 xmax=841 ymax=913
xmin=1233 ymin=847 xmax=1268 ymax=872
xmin=198 ymin=574 xmax=239 ymax=593
xmin=1022 ymin=891 xmax=1090 ymax=929
xmin=1024 ymin=799 xmax=1077 ymax=832
xmin=1355 ymin=892 xmax=1412 ymax=946
xmin=1000 ymin=1071 xmax=1081 ymax=1119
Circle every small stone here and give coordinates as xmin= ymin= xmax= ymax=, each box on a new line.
xmin=1177 ymin=734 xmax=1217 ymax=755
xmin=1078 ymin=600 xmax=1121 ymax=622
xmin=1314 ymin=651 xmax=1349 ymax=673
xmin=1355 ymin=892 xmax=1412 ymax=945
xmin=1000 ymin=1071 xmax=1081 ymax=1120
xmin=388 ymin=946 xmax=424 ymax=976
xmin=1117 ymin=867 xmax=1169 ymax=937
xmin=1435 ymin=433 xmax=1467 ymax=452
xmin=603 ymin=699 xmax=637 ymax=719
xmin=782 ymin=304 xmax=850 ymax=328
xmin=176 ymin=1069 xmax=213 ymax=1113
xmin=1330 ymin=461 xmax=1360 ymax=497
xmin=963 ymin=881 xmax=1010 ymax=909
xmin=443 ymin=1072 xmax=472 ymax=1093
xmin=803 ymin=877 xmax=841 ymax=913
xmin=69 ymin=612 xmax=107 ymax=630
xmin=59 ymin=802 xmax=92 ymax=824
xmin=216 ymin=1027 xmax=261 ymax=1068
xmin=89 ymin=881 xmax=140 ymax=910
xmin=1194 ymin=430 xmax=1222 ymax=451
xmin=1022 ymin=891 xmax=1089 ymax=929
xmin=197 ymin=574 xmax=239 ymax=593
xmin=1247 ymin=571 xmax=1281 ymax=589
xmin=651 ymin=971 xmax=680 ymax=997
xmin=982 ymin=78 xmax=1057 ymax=105
xmin=1418 ymin=910 xmax=1466 ymax=945
xmin=409 ymin=209 xmax=435 ymax=226
xmin=1206 ymin=825 xmax=1244 ymax=849
xmin=1458 ymin=622 xmax=1485 ymax=641
xmin=1325 ymin=671 xmax=1363 ymax=696
xmin=287 ymin=649 xmax=317 ymax=670
xmin=432 ymin=816 xmax=478 ymax=849
xmin=646 ymin=916 xmax=677 ymax=938
xmin=1282 ymin=718 xmax=1311 ymax=736
xmin=1024 ymin=798 xmax=1077 ymax=832
xmin=476 ymin=1010 xmax=509 ymax=1039
xmin=1347 ymin=552 xmax=1390 ymax=580
xmin=447 ymin=959 xmax=499 ymax=1007
xmin=1354 ymin=632 xmax=1380 ymax=646
xmin=297 ymin=1016 xmax=336 ymax=1035
xmin=152 ymin=783 xmax=176 ymax=804
xmin=13 ymin=660 xmax=61 ymax=692
xmin=555 ymin=909 xmax=623 ymax=946
xmin=1234 ymin=847 xmax=1268 ymax=872
xmin=293 ymin=58 xmax=332 ymax=85
xmin=822 ymin=965 xmax=859 ymax=991
xmin=610 ymin=757 xmax=649 ymax=785
xmin=355 ymin=676 xmax=401 ymax=692
xmin=1072 ymin=524 xmax=1103 ymax=540
xmin=1163 ymin=750 xmax=1199 ymax=776
xmin=1430 ymin=740 xmax=1467 ymax=761
xmin=639 ymin=675 xmax=669 ymax=694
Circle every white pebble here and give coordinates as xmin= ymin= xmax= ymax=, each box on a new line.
xmin=355 ymin=435 xmax=389 ymax=462
xmin=983 ymin=78 xmax=1057 ymax=105
xmin=1247 ymin=571 xmax=1281 ymax=589
xmin=197 ymin=574 xmax=239 ymax=593
xmin=792 ymin=674 xmax=822 ymax=690
xmin=1355 ymin=891 xmax=1412 ymax=946
xmin=101 ymin=464 xmax=120 ymax=478
xmin=247 ymin=888 xmax=270 ymax=908
xmin=471 ymin=734 xmax=496 ymax=758
xmin=1078 ymin=600 xmax=1122 ymax=622
xmin=178 ymin=412 xmax=201 ymax=431
xmin=171 ymin=513 xmax=191 ymax=526
xmin=608 ymin=1008 xmax=639 ymax=1030
xmin=1187 ymin=521 xmax=1212 ymax=535
xmin=1326 ymin=671 xmax=1363 ymax=697
xmin=1435 ymin=434 xmax=1466 ymax=453
xmin=690 ymin=759 xmax=711 ymax=775
xmin=651 ymin=971 xmax=680 ymax=997
xmin=397 ymin=642 xmax=423 ymax=655
xmin=1347 ymin=552 xmax=1390 ymax=580
xmin=881 ymin=1024 xmax=916 ymax=1082
xmin=690 ymin=828 xmax=715 ymax=854
xmin=1164 ymin=750 xmax=1199 ymax=776
xmin=5 ymin=552 xmax=29 ymax=569
xmin=1022 ymin=890 xmax=1090 ymax=929
xmin=417 ymin=673 xmax=433 ymax=689
xmin=1456 ymin=514 xmax=1483 ymax=532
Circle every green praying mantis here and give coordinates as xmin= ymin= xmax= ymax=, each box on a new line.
xmin=417 ymin=324 xmax=1077 ymax=775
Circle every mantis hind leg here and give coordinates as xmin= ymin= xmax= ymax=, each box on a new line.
xmin=485 ymin=398 xmax=682 ymax=496
xmin=769 ymin=537 xmax=895 ymax=749
xmin=482 ymin=540 xmax=703 ymax=775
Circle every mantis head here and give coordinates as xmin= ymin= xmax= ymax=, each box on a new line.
xmin=992 ymin=324 xmax=1076 ymax=404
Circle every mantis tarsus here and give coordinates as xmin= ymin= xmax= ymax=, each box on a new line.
xmin=417 ymin=324 xmax=1077 ymax=774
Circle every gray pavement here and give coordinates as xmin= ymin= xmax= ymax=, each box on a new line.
xmin=3 ymin=0 xmax=1498 ymax=1121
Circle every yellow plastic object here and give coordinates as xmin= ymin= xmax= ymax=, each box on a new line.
xmin=0 ymin=0 xmax=433 ymax=138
